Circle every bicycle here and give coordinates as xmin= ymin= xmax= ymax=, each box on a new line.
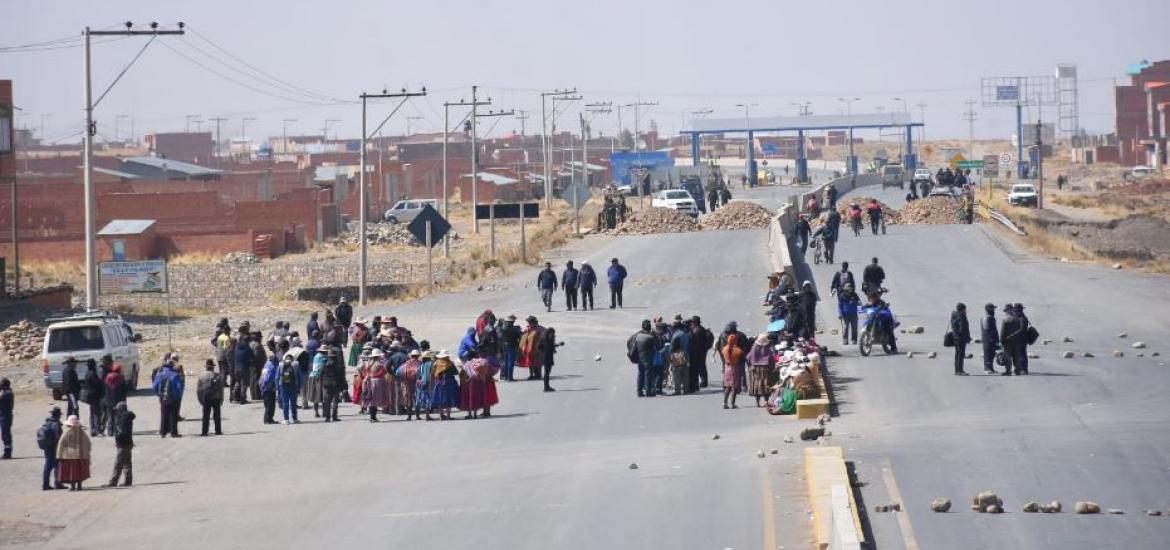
xmin=811 ymin=236 xmax=824 ymax=265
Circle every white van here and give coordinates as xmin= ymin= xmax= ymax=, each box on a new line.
xmin=383 ymin=199 xmax=439 ymax=224
xmin=42 ymin=311 xmax=141 ymax=399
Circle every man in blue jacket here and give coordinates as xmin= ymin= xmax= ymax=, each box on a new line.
xmin=561 ymin=261 xmax=580 ymax=311
xmin=607 ymin=258 xmax=628 ymax=309
xmin=232 ymin=335 xmax=254 ymax=405
xmin=152 ymin=358 xmax=184 ymax=438
xmin=537 ymin=262 xmax=558 ymax=312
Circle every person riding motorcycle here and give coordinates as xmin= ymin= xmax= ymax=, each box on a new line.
xmin=862 ymin=290 xmax=898 ymax=353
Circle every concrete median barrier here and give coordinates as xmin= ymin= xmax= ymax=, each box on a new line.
xmin=805 ymin=446 xmax=864 ymax=549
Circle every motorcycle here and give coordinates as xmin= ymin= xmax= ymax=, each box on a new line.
xmin=859 ymin=292 xmax=899 ymax=356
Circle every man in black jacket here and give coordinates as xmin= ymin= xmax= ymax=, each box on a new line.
xmin=862 ymin=257 xmax=885 ymax=296
xmin=562 ymin=261 xmax=580 ymax=311
xmin=627 ymin=320 xmax=659 ymax=397
xmin=334 ymin=297 xmax=353 ymax=342
xmin=949 ymin=303 xmax=971 ymax=375
xmin=795 ymin=214 xmax=811 ymax=255
xmin=689 ymin=316 xmax=714 ymax=390
xmin=39 ymin=407 xmax=64 ymax=490
xmin=579 ymin=262 xmax=598 ymax=310
xmin=537 ymin=262 xmax=558 ymax=312
xmin=498 ymin=316 xmax=523 ymax=382
xmin=107 ymin=401 xmax=135 ymax=487
xmin=61 ymin=357 xmax=81 ymax=417
xmin=980 ymin=304 xmax=1000 ymax=374
xmin=1010 ymin=303 xmax=1031 ymax=375
xmin=830 ymin=262 xmax=854 ymax=296
xmin=197 ymin=360 xmax=224 ymax=436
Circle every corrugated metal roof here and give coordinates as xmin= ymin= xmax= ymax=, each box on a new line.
xmin=97 ymin=219 xmax=157 ymax=236
xmin=464 ymin=172 xmax=518 ymax=185
xmin=93 ymin=166 xmax=141 ymax=180
xmin=123 ymin=156 xmax=222 ymax=176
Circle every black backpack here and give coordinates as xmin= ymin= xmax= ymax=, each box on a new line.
xmin=280 ymin=361 xmax=296 ymax=385
xmin=36 ymin=423 xmax=52 ymax=450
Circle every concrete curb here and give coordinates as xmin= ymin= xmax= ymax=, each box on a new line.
xmin=805 ymin=446 xmax=864 ymax=550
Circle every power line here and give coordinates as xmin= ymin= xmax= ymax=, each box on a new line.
xmin=182 ymin=26 xmax=345 ymax=103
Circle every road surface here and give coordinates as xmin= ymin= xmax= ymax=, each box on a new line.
xmin=805 ymin=184 xmax=1170 ymax=549
xmin=0 ymin=188 xmax=816 ymax=549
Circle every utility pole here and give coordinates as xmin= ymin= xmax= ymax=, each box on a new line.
xmin=405 ymin=115 xmax=423 ymax=136
xmin=624 ymin=100 xmax=658 ymax=205
xmin=550 ymin=92 xmax=582 ymax=205
xmin=469 ymin=90 xmax=513 ymax=236
xmin=241 ymin=117 xmax=256 ymax=159
xmin=963 ymin=101 xmax=978 ymax=158
xmin=443 ymin=98 xmax=479 ymax=256
xmin=210 ymin=117 xmax=227 ymax=165
xmin=515 ymin=110 xmax=529 ymax=136
xmin=916 ymin=102 xmax=927 ymax=156
xmin=82 ymin=21 xmax=184 ymax=309
xmin=323 ymin=118 xmax=340 ymax=142
xmin=539 ymin=89 xmax=577 ymax=207
xmin=358 ymin=87 xmax=427 ymax=305
xmin=281 ymin=118 xmax=297 ymax=155
xmin=114 ymin=114 xmax=129 ymax=142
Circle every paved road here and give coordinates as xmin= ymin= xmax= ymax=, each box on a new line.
xmin=0 ymin=192 xmax=817 ymax=549
xmin=806 ymin=184 xmax=1170 ymax=549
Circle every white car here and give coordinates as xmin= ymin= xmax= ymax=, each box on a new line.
xmin=912 ymin=168 xmax=933 ymax=185
xmin=42 ymin=311 xmax=141 ymax=399
xmin=1130 ymin=166 xmax=1155 ymax=179
xmin=383 ymin=199 xmax=439 ymax=224
xmin=1007 ymin=184 xmax=1038 ymax=207
xmin=651 ymin=189 xmax=700 ymax=216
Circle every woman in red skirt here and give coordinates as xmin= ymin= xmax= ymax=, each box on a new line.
xmin=56 ymin=415 xmax=91 ymax=491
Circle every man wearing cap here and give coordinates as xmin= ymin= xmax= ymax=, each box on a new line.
xmin=196 ymin=360 xmax=225 ymax=436
xmin=152 ymin=356 xmax=184 ymax=437
xmin=562 ymin=261 xmax=581 ymax=311
xmin=38 ymin=407 xmax=65 ymax=490
xmin=627 ymin=320 xmax=658 ymax=397
xmin=949 ymin=303 xmax=971 ymax=376
xmin=579 ymin=262 xmax=598 ymax=310
xmin=498 ymin=315 xmax=522 ymax=382
xmin=689 ymin=316 xmax=715 ymax=390
xmin=62 ymin=356 xmax=81 ymax=418
xmin=607 ymin=258 xmax=628 ymax=309
xmin=320 ymin=347 xmax=343 ymax=422
xmin=999 ymin=305 xmax=1023 ymax=376
xmin=980 ymin=304 xmax=1000 ymax=375
xmin=334 ymin=297 xmax=354 ymax=344
xmin=537 ymin=262 xmax=558 ymax=312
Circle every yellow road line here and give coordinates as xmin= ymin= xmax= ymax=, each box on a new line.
xmin=881 ymin=460 xmax=920 ymax=550
xmin=761 ymin=467 xmax=777 ymax=550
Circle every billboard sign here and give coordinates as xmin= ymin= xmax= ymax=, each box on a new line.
xmin=99 ymin=260 xmax=168 ymax=295
xmin=995 ymin=86 xmax=1019 ymax=101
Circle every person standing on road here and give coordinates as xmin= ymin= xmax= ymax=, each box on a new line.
xmin=838 ymin=283 xmax=861 ymax=345
xmin=102 ymin=364 xmax=128 ymax=436
xmin=334 ymin=297 xmax=354 ymax=344
xmin=746 ymin=334 xmax=774 ymax=407
xmin=1001 ymin=303 xmax=1031 ymax=375
xmin=579 ymin=262 xmax=598 ymax=310
xmin=81 ymin=358 xmax=106 ymax=437
xmin=608 ymin=258 xmax=628 ymax=309
xmin=668 ymin=318 xmax=691 ymax=396
xmin=56 ymin=415 xmax=91 ymax=491
xmin=800 ymin=281 xmax=819 ymax=339
xmin=795 ymin=214 xmax=811 ymax=255
xmin=278 ymin=354 xmax=302 ymax=425
xmin=689 ymin=316 xmax=714 ymax=390
xmin=498 ymin=315 xmax=522 ymax=382
xmin=361 ymin=350 xmax=390 ymax=422
xmin=980 ymin=304 xmax=1000 ymax=375
xmin=395 ymin=349 xmax=422 ymax=420
xmin=0 ymin=378 xmax=13 ymax=459
xmin=306 ymin=312 xmax=320 ymax=343
xmin=823 ymin=210 xmax=841 ymax=264
xmin=38 ymin=407 xmax=65 ymax=490
xmin=197 ymin=360 xmax=224 ymax=436
xmin=720 ymin=333 xmax=746 ymax=409
xmin=562 ymin=261 xmax=581 ymax=311
xmin=259 ymin=354 xmax=279 ymax=424
xmin=949 ymin=303 xmax=972 ymax=376
xmin=519 ymin=316 xmax=545 ymax=381
xmin=866 ymin=199 xmax=883 ymax=235
xmin=862 ymin=257 xmax=886 ymax=296
xmin=106 ymin=402 xmax=134 ymax=487
xmin=830 ymin=262 xmax=854 ymax=297
xmin=232 ymin=335 xmax=253 ymax=405
xmin=825 ymin=184 xmax=839 ymax=210
xmin=152 ymin=359 xmax=183 ymax=438
xmin=62 ymin=357 xmax=81 ymax=418
xmin=540 ymin=327 xmax=563 ymax=392
xmin=1014 ymin=304 xmax=1032 ymax=375
xmin=537 ymin=262 xmax=558 ymax=312
xmin=627 ymin=320 xmax=658 ymax=397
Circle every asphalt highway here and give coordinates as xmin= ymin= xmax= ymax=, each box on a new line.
xmin=805 ymin=184 xmax=1170 ymax=549
xmin=0 ymin=186 xmax=817 ymax=550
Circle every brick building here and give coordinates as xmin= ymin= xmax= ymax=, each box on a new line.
xmin=144 ymin=132 xmax=215 ymax=164
xmin=1115 ymin=59 xmax=1170 ymax=166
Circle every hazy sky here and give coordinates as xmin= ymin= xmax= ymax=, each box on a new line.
xmin=2 ymin=0 xmax=1167 ymax=146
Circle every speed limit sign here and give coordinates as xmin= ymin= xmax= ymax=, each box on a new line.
xmin=999 ymin=153 xmax=1012 ymax=166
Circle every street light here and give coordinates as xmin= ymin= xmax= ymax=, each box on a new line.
xmin=186 ymin=114 xmax=200 ymax=133
xmin=323 ymin=119 xmax=340 ymax=142
xmin=836 ymin=97 xmax=860 ymax=116
xmin=789 ymin=102 xmax=812 ymax=116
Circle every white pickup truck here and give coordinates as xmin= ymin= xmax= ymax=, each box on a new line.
xmin=1007 ymin=184 xmax=1038 ymax=207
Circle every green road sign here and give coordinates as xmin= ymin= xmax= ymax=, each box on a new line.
xmin=957 ymin=160 xmax=984 ymax=169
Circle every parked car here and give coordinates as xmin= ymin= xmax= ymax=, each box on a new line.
xmin=1130 ymin=165 xmax=1155 ymax=179
xmin=383 ymin=199 xmax=439 ymax=224
xmin=881 ymin=164 xmax=905 ymax=189
xmin=42 ymin=311 xmax=141 ymax=399
xmin=928 ymin=185 xmax=957 ymax=198
xmin=1007 ymin=184 xmax=1039 ymax=207
xmin=651 ymin=189 xmax=700 ymax=216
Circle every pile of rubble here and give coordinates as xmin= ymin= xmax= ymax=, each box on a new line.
xmin=614 ymin=207 xmax=701 ymax=235
xmin=701 ymin=201 xmax=774 ymax=230
xmin=222 ymin=251 xmax=259 ymax=264
xmin=1 ymin=320 xmax=45 ymax=361
xmin=332 ymin=222 xmax=421 ymax=247
xmin=900 ymin=196 xmax=963 ymax=224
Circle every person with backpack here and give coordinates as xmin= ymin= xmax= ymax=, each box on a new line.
xmin=259 ymin=355 xmax=280 ymax=425
xmin=61 ymin=357 xmax=81 ymax=418
xmin=232 ymin=335 xmax=253 ymax=405
xmin=106 ymin=401 xmax=135 ymax=487
xmin=278 ymin=354 xmax=303 ymax=425
xmin=38 ymin=407 xmax=65 ymax=490
xmin=80 ymin=358 xmax=106 ymax=437
xmin=151 ymin=359 xmax=184 ymax=438
xmin=196 ymin=360 xmax=225 ymax=436
xmin=0 ymin=378 xmax=13 ymax=459
xmin=320 ymin=348 xmax=343 ymax=422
